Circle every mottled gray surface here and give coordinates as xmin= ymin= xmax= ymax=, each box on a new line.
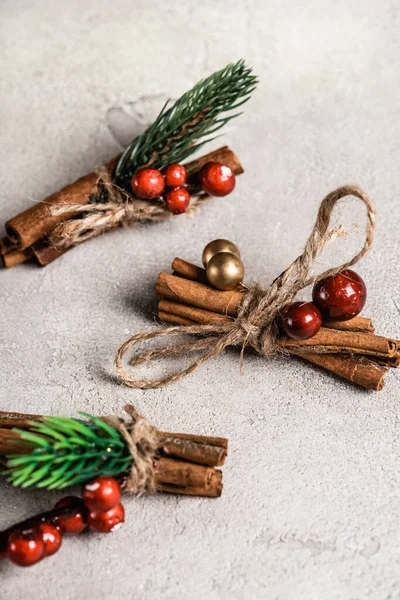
xmin=0 ymin=1 xmax=399 ymax=598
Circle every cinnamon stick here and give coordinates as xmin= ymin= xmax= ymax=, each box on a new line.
xmin=31 ymin=239 xmax=69 ymax=266
xmin=0 ymin=237 xmax=15 ymax=255
xmin=280 ymin=328 xmax=399 ymax=358
xmin=157 ymin=431 xmax=228 ymax=467
xmin=159 ymin=311 xmax=196 ymax=326
xmin=1 ymin=247 xmax=32 ymax=268
xmin=5 ymin=146 xmax=242 ymax=252
xmin=154 ymin=457 xmax=222 ymax=497
xmin=156 ymin=272 xmax=244 ymax=316
xmin=6 ymin=157 xmax=117 ymax=251
xmin=295 ymin=352 xmax=388 ymax=391
xmin=324 ymin=316 xmax=374 ymax=333
xmin=159 ymin=299 xmax=232 ymax=325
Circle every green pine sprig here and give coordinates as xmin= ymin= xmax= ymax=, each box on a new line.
xmin=112 ymin=59 xmax=257 ymax=190
xmin=5 ymin=414 xmax=132 ymax=490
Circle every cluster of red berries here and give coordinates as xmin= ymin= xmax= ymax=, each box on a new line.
xmin=2 ymin=476 xmax=123 ymax=568
xmin=131 ymin=161 xmax=236 ymax=214
xmin=281 ymin=269 xmax=367 ymax=340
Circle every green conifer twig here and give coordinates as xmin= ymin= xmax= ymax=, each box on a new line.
xmin=5 ymin=414 xmax=132 ymax=490
xmin=112 ymin=59 xmax=257 ymax=190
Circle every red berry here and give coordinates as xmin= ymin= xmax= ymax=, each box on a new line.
xmin=312 ymin=269 xmax=367 ymax=321
xmin=39 ymin=523 xmax=62 ymax=557
xmin=88 ymin=503 xmax=125 ymax=533
xmin=131 ymin=168 xmax=165 ymax=199
xmin=165 ymin=187 xmax=190 ymax=214
xmin=53 ymin=496 xmax=87 ymax=534
xmin=7 ymin=529 xmax=45 ymax=567
xmin=281 ymin=301 xmax=322 ymax=340
xmin=82 ymin=476 xmax=121 ymax=512
xmin=164 ymin=163 xmax=187 ymax=188
xmin=199 ymin=162 xmax=236 ymax=197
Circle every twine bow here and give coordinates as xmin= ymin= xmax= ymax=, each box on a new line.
xmin=115 ymin=185 xmax=376 ymax=389
xmin=102 ymin=405 xmax=158 ymax=494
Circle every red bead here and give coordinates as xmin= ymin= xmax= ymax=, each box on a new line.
xmin=82 ymin=476 xmax=122 ymax=512
xmin=199 ymin=162 xmax=236 ymax=197
xmin=312 ymin=269 xmax=367 ymax=321
xmin=131 ymin=168 xmax=165 ymax=199
xmin=39 ymin=523 xmax=62 ymax=557
xmin=7 ymin=529 xmax=45 ymax=567
xmin=165 ymin=187 xmax=190 ymax=214
xmin=88 ymin=503 xmax=125 ymax=533
xmin=53 ymin=496 xmax=87 ymax=534
xmin=281 ymin=301 xmax=322 ymax=340
xmin=164 ymin=163 xmax=187 ymax=188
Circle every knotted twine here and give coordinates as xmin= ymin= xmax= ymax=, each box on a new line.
xmin=115 ymin=185 xmax=376 ymax=389
xmin=48 ymin=167 xmax=205 ymax=250
xmin=102 ymin=404 xmax=158 ymax=494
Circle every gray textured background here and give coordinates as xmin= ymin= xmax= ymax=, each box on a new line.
xmin=0 ymin=1 xmax=399 ymax=598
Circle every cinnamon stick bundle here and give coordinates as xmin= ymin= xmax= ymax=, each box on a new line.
xmin=0 ymin=411 xmax=227 ymax=498
xmin=155 ymin=258 xmax=399 ymax=391
xmin=1 ymin=146 xmax=243 ymax=268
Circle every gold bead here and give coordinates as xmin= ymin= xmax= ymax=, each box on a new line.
xmin=202 ymin=239 xmax=240 ymax=268
xmin=206 ymin=252 xmax=245 ymax=290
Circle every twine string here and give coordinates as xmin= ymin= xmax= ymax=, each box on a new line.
xmin=49 ymin=167 xmax=204 ymax=250
xmin=114 ymin=185 xmax=376 ymax=389
xmin=102 ymin=404 xmax=158 ymax=494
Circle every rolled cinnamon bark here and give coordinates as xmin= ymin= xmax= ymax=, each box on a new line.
xmin=6 ymin=147 xmax=242 ymax=252
xmin=159 ymin=299 xmax=232 ymax=325
xmin=156 ymin=272 xmax=244 ymax=316
xmin=0 ymin=237 xmax=15 ymax=255
xmin=295 ymin=352 xmax=388 ymax=391
xmin=157 ymin=431 xmax=228 ymax=467
xmin=31 ymin=239 xmax=68 ymax=266
xmin=280 ymin=328 xmax=399 ymax=358
xmin=5 ymin=159 xmax=116 ymax=250
xmin=2 ymin=247 xmax=32 ymax=268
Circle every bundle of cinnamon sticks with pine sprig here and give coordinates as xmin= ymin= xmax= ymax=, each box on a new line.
xmin=1 ymin=60 xmax=257 ymax=268
xmin=155 ymin=257 xmax=399 ymax=391
xmin=0 ymin=406 xmax=227 ymax=498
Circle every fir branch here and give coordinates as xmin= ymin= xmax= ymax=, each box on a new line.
xmin=112 ymin=59 xmax=257 ymax=190
xmin=5 ymin=414 xmax=132 ymax=490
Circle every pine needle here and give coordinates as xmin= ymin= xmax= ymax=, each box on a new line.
xmin=112 ymin=59 xmax=257 ymax=190
xmin=5 ymin=415 xmax=132 ymax=490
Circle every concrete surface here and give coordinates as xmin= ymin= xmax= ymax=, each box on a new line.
xmin=0 ymin=1 xmax=399 ymax=598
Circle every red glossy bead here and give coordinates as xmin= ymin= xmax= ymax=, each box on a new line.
xmin=88 ymin=503 xmax=125 ymax=533
xmin=166 ymin=187 xmax=190 ymax=214
xmin=199 ymin=162 xmax=236 ymax=197
xmin=164 ymin=163 xmax=187 ymax=188
xmin=281 ymin=301 xmax=322 ymax=340
xmin=131 ymin=168 xmax=165 ymax=199
xmin=7 ymin=529 xmax=45 ymax=567
xmin=312 ymin=269 xmax=367 ymax=321
xmin=39 ymin=523 xmax=62 ymax=557
xmin=53 ymin=496 xmax=87 ymax=534
xmin=82 ymin=476 xmax=121 ymax=512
